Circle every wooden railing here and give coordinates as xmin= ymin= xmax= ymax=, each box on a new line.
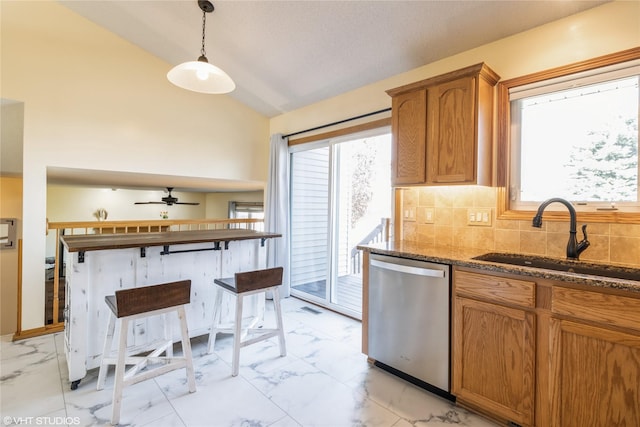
xmin=44 ymin=218 xmax=263 ymax=328
xmin=350 ymin=218 xmax=390 ymax=274
xmin=47 ymin=218 xmax=263 ymax=236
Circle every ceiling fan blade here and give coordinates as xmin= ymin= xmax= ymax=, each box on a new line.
xmin=135 ymin=187 xmax=199 ymax=206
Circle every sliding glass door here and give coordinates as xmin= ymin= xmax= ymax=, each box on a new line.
xmin=289 ymin=128 xmax=391 ymax=318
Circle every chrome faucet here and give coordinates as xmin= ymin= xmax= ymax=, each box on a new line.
xmin=532 ymin=197 xmax=590 ymax=260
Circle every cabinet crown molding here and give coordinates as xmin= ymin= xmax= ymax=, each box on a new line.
xmin=386 ymin=62 xmax=500 ymax=97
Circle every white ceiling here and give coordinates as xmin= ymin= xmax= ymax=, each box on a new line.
xmin=47 ymin=166 xmax=265 ymax=193
xmin=43 ymin=1 xmax=608 ymax=193
xmin=58 ymin=0 xmax=608 ymax=118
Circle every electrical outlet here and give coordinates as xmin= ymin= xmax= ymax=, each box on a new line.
xmin=417 ymin=207 xmax=435 ymax=224
xmin=467 ymin=208 xmax=492 ymax=226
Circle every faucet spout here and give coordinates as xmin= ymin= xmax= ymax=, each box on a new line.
xmin=532 ymin=197 xmax=589 ymax=260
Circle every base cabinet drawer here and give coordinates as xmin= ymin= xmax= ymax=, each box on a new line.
xmin=553 ymin=285 xmax=640 ymax=332
xmin=455 ymin=270 xmax=535 ymax=308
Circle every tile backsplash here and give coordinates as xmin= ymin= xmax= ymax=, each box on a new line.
xmin=399 ymin=186 xmax=640 ymax=267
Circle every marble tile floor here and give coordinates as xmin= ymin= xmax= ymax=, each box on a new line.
xmin=1 ymin=297 xmax=498 ymax=427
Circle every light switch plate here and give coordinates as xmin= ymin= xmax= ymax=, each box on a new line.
xmin=467 ymin=208 xmax=492 ymax=226
xmin=404 ymin=207 xmax=416 ymax=222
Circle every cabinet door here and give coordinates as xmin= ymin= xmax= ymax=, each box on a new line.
xmin=391 ymin=89 xmax=427 ymax=185
xmin=427 ymin=76 xmax=476 ymax=184
xmin=550 ymin=318 xmax=640 ymax=427
xmin=453 ymin=296 xmax=535 ymax=426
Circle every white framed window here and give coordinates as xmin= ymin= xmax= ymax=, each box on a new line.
xmin=508 ymin=59 xmax=639 ymax=212
xmin=228 ymin=201 xmax=264 ymax=230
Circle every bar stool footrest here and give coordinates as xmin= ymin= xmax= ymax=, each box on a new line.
xmin=208 ymin=267 xmax=287 ymax=377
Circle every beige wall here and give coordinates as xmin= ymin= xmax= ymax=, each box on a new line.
xmin=46 ymin=186 xmax=208 ymax=223
xmin=270 ymin=1 xmax=640 ymax=264
xmin=0 ymin=177 xmax=22 ymax=335
xmin=205 ymin=191 xmax=264 ymax=219
xmin=4 ymin=1 xmax=639 ymax=332
xmin=2 ymin=0 xmax=270 ymax=330
xmin=44 ymin=187 xmax=264 ymax=224
xmin=45 ymin=185 xmax=220 ymax=258
xmin=1 ymin=101 xmax=24 ymax=176
xmin=42 ymin=187 xmax=263 ymax=256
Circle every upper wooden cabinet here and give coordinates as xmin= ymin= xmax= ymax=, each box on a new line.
xmin=391 ymin=89 xmax=427 ymax=184
xmin=387 ymin=63 xmax=500 ymax=186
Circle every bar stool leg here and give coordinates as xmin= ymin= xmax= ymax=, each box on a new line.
xmin=231 ymin=294 xmax=244 ymax=377
xmin=178 ymin=306 xmax=197 ymax=393
xmin=111 ymin=318 xmax=129 ymax=425
xmin=272 ymin=287 xmax=287 ymax=357
xmin=97 ymin=312 xmax=116 ymax=391
xmin=163 ymin=312 xmax=173 ymax=358
xmin=207 ymin=288 xmax=223 ymax=354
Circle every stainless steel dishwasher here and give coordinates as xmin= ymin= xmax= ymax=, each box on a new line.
xmin=368 ymin=253 xmax=452 ymax=399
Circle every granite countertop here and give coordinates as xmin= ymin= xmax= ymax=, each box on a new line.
xmin=359 ymin=240 xmax=640 ymax=294
xmin=61 ymin=229 xmax=281 ymax=253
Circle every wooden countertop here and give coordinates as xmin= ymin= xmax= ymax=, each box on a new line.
xmin=359 ymin=240 xmax=640 ymax=294
xmin=61 ymin=229 xmax=281 ymax=253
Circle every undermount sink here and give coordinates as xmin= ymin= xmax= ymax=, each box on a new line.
xmin=473 ymin=253 xmax=640 ymax=282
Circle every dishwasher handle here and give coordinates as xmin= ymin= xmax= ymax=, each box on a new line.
xmin=370 ymin=258 xmax=446 ymax=278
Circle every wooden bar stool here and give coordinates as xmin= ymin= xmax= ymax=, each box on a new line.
xmin=97 ymin=280 xmax=196 ymax=425
xmin=207 ymin=267 xmax=286 ymax=376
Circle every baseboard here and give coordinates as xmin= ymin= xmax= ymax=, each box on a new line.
xmin=13 ymin=323 xmax=64 ymax=341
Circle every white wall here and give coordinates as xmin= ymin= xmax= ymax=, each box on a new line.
xmin=2 ymin=1 xmax=270 ymax=330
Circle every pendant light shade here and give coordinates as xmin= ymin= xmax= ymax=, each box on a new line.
xmin=167 ymin=1 xmax=235 ymax=94
xmin=167 ymin=58 xmax=235 ymax=94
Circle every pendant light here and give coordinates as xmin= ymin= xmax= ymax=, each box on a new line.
xmin=167 ymin=1 xmax=235 ymax=94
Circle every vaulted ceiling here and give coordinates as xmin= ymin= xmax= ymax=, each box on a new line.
xmin=39 ymin=1 xmax=609 ymax=192
xmin=59 ymin=0 xmax=608 ymax=118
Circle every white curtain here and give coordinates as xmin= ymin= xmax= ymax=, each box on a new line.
xmin=265 ymin=133 xmax=290 ymax=297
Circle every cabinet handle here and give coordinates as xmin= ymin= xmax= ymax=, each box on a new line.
xmin=371 ymin=259 xmax=446 ymax=278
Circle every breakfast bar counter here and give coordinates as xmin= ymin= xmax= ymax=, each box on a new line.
xmin=61 ymin=229 xmax=281 ymax=388
xmin=61 ymin=228 xmax=280 ymax=253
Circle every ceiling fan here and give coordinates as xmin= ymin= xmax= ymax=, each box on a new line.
xmin=134 ymin=187 xmax=200 ymax=206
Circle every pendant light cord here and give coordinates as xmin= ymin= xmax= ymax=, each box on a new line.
xmin=200 ymin=9 xmax=207 ymax=58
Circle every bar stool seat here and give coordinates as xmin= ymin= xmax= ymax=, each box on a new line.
xmin=207 ymin=267 xmax=286 ymax=376
xmin=97 ymin=280 xmax=196 ymax=425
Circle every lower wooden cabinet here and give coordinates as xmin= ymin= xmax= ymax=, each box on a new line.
xmin=549 ymin=284 xmax=640 ymax=427
xmin=550 ymin=318 xmax=640 ymax=427
xmin=454 ymin=266 xmax=640 ymax=427
xmin=453 ymin=270 xmax=536 ymax=426
xmin=454 ymin=296 xmax=535 ymax=425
